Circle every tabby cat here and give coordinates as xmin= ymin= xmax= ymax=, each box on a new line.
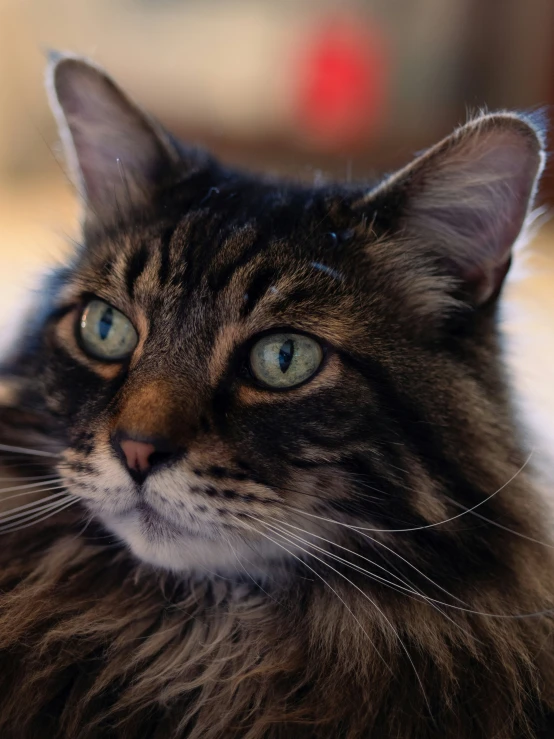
xmin=0 ymin=53 xmax=552 ymax=738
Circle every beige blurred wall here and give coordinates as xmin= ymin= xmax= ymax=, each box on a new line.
xmin=4 ymin=0 xmax=552 ymax=181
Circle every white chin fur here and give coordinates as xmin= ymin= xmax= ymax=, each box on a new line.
xmin=102 ymin=511 xmax=290 ymax=577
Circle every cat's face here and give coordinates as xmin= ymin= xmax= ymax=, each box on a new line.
xmin=49 ymin=191 xmax=383 ymax=572
xmin=40 ymin=180 xmax=409 ymax=573
xmin=8 ymin=55 xmax=544 ymax=577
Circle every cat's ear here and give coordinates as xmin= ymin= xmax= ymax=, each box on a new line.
xmin=46 ymin=52 xmax=184 ymax=229
xmin=365 ymin=112 xmax=546 ymax=306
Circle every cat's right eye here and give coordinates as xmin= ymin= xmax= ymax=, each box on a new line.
xmin=78 ymin=299 xmax=138 ymax=361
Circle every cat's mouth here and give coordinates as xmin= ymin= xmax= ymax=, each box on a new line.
xmin=136 ymin=502 xmax=168 ymax=524
xmin=104 ymin=500 xmax=187 ymax=537
xmin=134 ymin=502 xmax=190 ymax=536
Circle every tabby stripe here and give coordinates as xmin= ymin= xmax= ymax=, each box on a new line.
xmin=207 ymin=234 xmax=267 ymax=293
xmin=337 ymin=450 xmax=427 ymax=528
xmin=100 ymin=256 xmax=115 ymax=278
xmin=343 ymin=357 xmax=448 ymax=471
xmin=179 ymin=212 xmax=224 ymax=293
xmin=287 ymin=458 xmax=339 ymax=469
xmin=125 ymin=242 xmax=150 ymax=297
xmin=240 ymin=268 xmax=277 ymax=318
xmin=344 ymin=355 xmax=517 ymax=538
xmin=47 ymin=302 xmax=80 ymax=324
xmin=157 ymin=226 xmax=175 ymax=287
xmin=270 ymin=287 xmax=314 ymax=313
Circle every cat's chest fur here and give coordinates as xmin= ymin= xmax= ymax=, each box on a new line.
xmin=0 ymin=514 xmax=552 ymax=739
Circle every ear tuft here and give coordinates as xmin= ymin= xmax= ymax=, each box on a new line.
xmin=46 ymin=52 xmax=181 ymax=229
xmin=368 ymin=111 xmax=546 ymax=306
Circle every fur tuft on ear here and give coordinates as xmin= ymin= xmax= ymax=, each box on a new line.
xmin=367 ymin=111 xmax=546 ymax=306
xmin=46 ymin=52 xmax=184 ymax=229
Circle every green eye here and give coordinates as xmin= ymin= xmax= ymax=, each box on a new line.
xmin=79 ymin=299 xmax=138 ymax=361
xmin=249 ymin=333 xmax=323 ymax=389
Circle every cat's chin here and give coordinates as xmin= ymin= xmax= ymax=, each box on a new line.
xmin=101 ymin=509 xmax=290 ymax=577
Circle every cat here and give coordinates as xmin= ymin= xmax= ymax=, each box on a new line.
xmin=0 ymin=51 xmax=552 ymax=738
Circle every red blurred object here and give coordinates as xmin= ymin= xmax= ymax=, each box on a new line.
xmin=294 ymin=17 xmax=389 ymax=147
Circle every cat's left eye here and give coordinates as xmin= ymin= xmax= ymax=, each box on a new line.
xmin=79 ymin=299 xmax=138 ymax=361
xmin=249 ymin=333 xmax=324 ymax=389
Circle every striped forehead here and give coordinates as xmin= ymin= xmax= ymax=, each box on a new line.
xmin=58 ymin=202 xmax=364 ymax=371
xmin=78 ymin=210 xmax=344 ymax=298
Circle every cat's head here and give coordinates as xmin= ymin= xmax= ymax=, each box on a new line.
xmin=3 ymin=54 xmax=546 ymax=580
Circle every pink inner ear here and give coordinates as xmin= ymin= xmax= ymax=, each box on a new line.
xmin=405 ymin=120 xmax=544 ymax=305
xmin=51 ymin=57 xmax=175 ymax=223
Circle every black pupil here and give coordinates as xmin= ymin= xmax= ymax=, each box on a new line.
xmin=278 ymin=340 xmax=294 ymax=374
xmin=98 ymin=307 xmax=113 ymax=341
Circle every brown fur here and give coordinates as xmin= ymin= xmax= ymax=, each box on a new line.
xmin=0 ymin=506 xmax=552 ymax=739
xmin=0 ymin=56 xmax=552 ymax=738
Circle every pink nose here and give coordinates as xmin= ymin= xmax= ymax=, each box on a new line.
xmin=119 ymin=439 xmax=156 ymax=475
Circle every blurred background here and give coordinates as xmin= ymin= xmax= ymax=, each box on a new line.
xmin=0 ymin=0 xmax=553 ymax=463
xmin=1 ymin=0 xmax=553 ymax=184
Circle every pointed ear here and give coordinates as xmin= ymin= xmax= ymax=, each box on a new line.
xmin=366 ymin=112 xmax=546 ymax=306
xmin=46 ymin=52 xmax=183 ymax=229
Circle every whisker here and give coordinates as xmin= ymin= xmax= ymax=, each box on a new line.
xmin=234 ymin=514 xmax=395 ymax=678
xmin=0 ymin=491 xmax=76 ymax=523
xmin=262 ymin=514 xmax=412 ymax=591
xmin=0 ymin=443 xmax=60 ymax=459
xmin=0 ymin=475 xmax=62 ymax=483
xmin=281 ymin=451 xmax=532 ymax=534
xmin=261 ymin=516 xmax=479 ymax=642
xmin=0 ymin=472 xmax=92 ymax=507
xmin=0 ymin=479 xmax=65 ymax=497
xmin=445 ymin=497 xmax=554 ymax=550
xmin=356 ymin=525 xmax=554 ymax=620
xmin=0 ymin=456 xmax=54 ymax=463
xmin=74 ymin=513 xmax=96 ymax=539
xmin=263 ymin=518 xmax=420 ymax=599
xmin=225 ymin=536 xmax=280 ymax=602
xmin=0 ymin=498 xmax=79 ymax=534
xmin=283 ymin=501 xmax=554 ymax=620
xmin=245 ymin=514 xmax=430 ymax=711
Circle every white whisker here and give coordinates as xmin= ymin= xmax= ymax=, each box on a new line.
xmin=0 ymin=498 xmax=79 ymax=534
xmin=0 ymin=474 xmax=91 ymax=507
xmin=357 ymin=525 xmax=554 ymax=620
xmin=283 ymin=451 xmax=533 ymax=535
xmin=0 ymin=443 xmax=60 ymax=459
xmin=283 ymin=504 xmax=554 ymax=620
xmin=0 ymin=475 xmax=61 ymax=483
xmin=226 ymin=536 xmax=279 ymax=603
xmin=264 ymin=518 xmax=420 ymax=599
xmin=445 ymin=497 xmax=554 ymax=550
xmin=234 ymin=514 xmax=395 ymax=678
xmin=261 ymin=514 xmax=415 ymax=593
xmin=68 ymin=513 xmax=96 ymax=542
xmin=0 ymin=483 xmax=67 ymax=505
xmin=247 ymin=514 xmax=431 ymax=711
xmin=258 ymin=527 xmax=430 ymax=708
xmin=0 ymin=499 xmax=77 ymax=528
xmin=262 ymin=516 xmax=479 ymax=642
xmin=0 ymin=479 xmax=65 ymax=495
xmin=0 ymin=491 xmax=77 ymax=523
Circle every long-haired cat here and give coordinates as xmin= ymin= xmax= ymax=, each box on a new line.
xmin=0 ymin=53 xmax=552 ymax=738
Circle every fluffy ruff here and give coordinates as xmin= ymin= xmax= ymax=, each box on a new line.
xmin=0 ymin=511 xmax=552 ymax=739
